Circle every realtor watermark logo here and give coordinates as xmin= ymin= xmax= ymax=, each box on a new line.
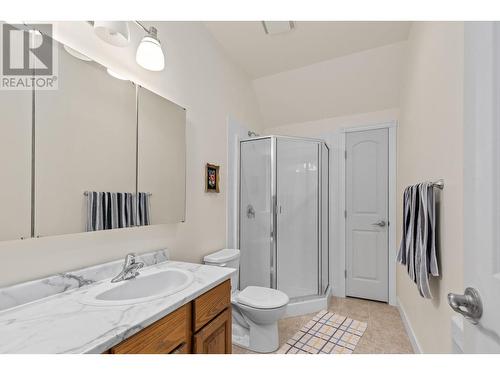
xmin=1 ymin=23 xmax=58 ymax=90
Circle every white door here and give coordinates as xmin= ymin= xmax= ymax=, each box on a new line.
xmin=346 ymin=129 xmax=389 ymax=302
xmin=456 ymin=22 xmax=500 ymax=353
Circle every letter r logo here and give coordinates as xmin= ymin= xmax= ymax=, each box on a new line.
xmin=2 ymin=23 xmax=53 ymax=76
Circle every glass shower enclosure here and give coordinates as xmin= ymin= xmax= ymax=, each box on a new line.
xmin=239 ymin=135 xmax=329 ymax=301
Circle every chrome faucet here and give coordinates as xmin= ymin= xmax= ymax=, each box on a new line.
xmin=111 ymin=253 xmax=145 ymax=283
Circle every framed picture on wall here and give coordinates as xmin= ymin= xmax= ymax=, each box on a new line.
xmin=205 ymin=163 xmax=220 ymax=193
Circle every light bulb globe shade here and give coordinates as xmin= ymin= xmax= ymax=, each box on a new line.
xmin=136 ymin=36 xmax=165 ymax=71
xmin=106 ymin=68 xmax=128 ymax=81
xmin=94 ymin=21 xmax=130 ymax=47
xmin=63 ymin=45 xmax=93 ymax=61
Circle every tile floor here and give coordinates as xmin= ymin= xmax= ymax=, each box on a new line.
xmin=232 ymin=296 xmax=414 ymax=354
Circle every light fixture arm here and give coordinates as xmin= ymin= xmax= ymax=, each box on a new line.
xmin=133 ymin=21 xmax=150 ymax=34
xmin=133 ymin=21 xmax=158 ymax=40
xmin=88 ymin=21 xmax=158 ymax=40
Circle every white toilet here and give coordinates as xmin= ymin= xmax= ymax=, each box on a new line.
xmin=203 ymin=248 xmax=289 ymax=353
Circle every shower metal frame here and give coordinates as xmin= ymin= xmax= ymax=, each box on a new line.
xmin=238 ymin=135 xmax=330 ymax=300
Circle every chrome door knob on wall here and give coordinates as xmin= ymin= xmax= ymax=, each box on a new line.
xmin=448 ymin=287 xmax=483 ymax=324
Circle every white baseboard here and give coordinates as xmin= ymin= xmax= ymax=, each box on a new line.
xmin=397 ymin=297 xmax=423 ymax=354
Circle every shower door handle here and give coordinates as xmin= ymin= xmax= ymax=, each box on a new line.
xmin=246 ymin=204 xmax=255 ymax=219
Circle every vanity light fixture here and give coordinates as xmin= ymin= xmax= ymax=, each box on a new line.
xmin=89 ymin=21 xmax=165 ymax=72
xmin=63 ymin=45 xmax=93 ymax=61
xmin=93 ymin=21 xmax=130 ymax=47
xmin=106 ymin=68 xmax=128 ymax=81
xmin=134 ymin=23 xmax=165 ymax=72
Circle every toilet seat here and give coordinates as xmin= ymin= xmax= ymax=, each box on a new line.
xmin=236 ymin=286 xmax=289 ymax=309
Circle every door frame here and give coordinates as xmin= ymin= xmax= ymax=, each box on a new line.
xmin=334 ymin=121 xmax=397 ymax=305
xmin=226 ymin=116 xmax=251 ymax=249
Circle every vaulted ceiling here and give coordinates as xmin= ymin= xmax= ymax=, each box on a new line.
xmin=204 ymin=21 xmax=411 ymax=78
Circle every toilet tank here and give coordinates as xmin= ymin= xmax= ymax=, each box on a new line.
xmin=203 ymin=249 xmax=240 ymax=293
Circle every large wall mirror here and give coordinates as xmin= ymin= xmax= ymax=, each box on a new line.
xmin=0 ymin=34 xmax=186 ymax=241
xmin=0 ymin=90 xmax=32 ymax=241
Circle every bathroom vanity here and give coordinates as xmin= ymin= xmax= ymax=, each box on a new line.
xmin=0 ymin=250 xmax=235 ymax=354
xmin=106 ymin=280 xmax=232 ymax=354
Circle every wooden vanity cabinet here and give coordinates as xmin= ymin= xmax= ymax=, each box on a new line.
xmin=193 ymin=307 xmax=231 ymax=354
xmin=192 ymin=279 xmax=231 ymax=354
xmin=108 ymin=279 xmax=231 ymax=354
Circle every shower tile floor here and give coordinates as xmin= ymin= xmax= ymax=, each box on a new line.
xmin=232 ymin=296 xmax=414 ymax=354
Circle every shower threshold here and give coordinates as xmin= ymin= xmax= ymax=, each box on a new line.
xmin=284 ymin=286 xmax=331 ymax=318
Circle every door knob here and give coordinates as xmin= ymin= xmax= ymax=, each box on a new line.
xmin=448 ymin=287 xmax=483 ymax=324
xmin=371 ymin=220 xmax=386 ymax=227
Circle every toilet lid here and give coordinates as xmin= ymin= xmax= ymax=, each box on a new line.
xmin=236 ymin=286 xmax=289 ymax=309
xmin=203 ymin=248 xmax=240 ymax=263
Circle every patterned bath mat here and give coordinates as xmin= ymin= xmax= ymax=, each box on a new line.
xmin=277 ymin=310 xmax=367 ymax=354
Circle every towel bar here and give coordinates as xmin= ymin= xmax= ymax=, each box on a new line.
xmin=83 ymin=192 xmax=152 ymax=196
xmin=431 ymin=179 xmax=444 ymax=189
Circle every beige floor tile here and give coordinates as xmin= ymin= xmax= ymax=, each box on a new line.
xmin=231 ymin=296 xmax=413 ymax=354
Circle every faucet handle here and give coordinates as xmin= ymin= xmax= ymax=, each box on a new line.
xmin=125 ymin=253 xmax=137 ymax=263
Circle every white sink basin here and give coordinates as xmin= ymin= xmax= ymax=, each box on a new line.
xmin=82 ymin=268 xmax=194 ymax=305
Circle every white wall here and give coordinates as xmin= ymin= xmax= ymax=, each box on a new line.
xmin=253 ymin=42 xmax=406 ymax=128
xmin=0 ymin=21 xmax=262 ymax=287
xmin=397 ymin=22 xmax=464 ymax=353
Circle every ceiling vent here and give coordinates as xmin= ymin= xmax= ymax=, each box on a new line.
xmin=261 ymin=21 xmax=295 ymax=35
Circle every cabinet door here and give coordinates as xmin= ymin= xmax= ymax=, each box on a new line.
xmin=193 ymin=308 xmax=232 ymax=354
xmin=193 ymin=280 xmax=230 ymax=332
xmin=0 ymin=87 xmax=32 ymax=241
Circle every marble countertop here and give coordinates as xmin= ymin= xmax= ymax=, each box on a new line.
xmin=0 ymin=261 xmax=234 ymax=353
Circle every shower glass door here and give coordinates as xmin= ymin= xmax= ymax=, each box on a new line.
xmin=239 ymin=138 xmax=272 ymax=289
xmin=276 ymin=138 xmax=319 ymax=299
